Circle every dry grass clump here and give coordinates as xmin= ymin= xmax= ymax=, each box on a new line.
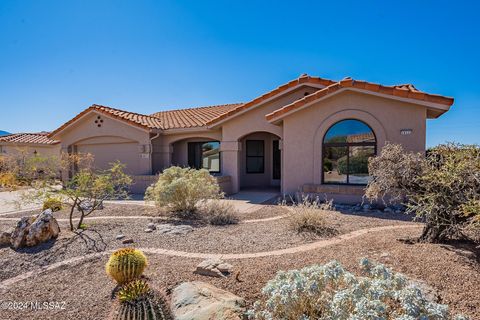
xmin=199 ymin=200 xmax=239 ymax=225
xmin=288 ymin=198 xmax=337 ymax=236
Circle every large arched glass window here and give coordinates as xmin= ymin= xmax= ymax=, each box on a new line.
xmin=322 ymin=119 xmax=376 ymax=185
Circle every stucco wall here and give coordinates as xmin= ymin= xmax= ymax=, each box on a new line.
xmin=220 ymin=85 xmax=318 ymax=193
xmin=0 ymin=144 xmax=60 ymax=158
xmin=281 ymin=90 xmax=427 ymax=194
xmin=54 ymin=111 xmax=152 ymax=175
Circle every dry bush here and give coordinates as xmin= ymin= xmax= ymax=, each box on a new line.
xmin=288 ymin=198 xmax=336 ymax=236
xmin=366 ymin=143 xmax=480 ymax=243
xmin=199 ymin=200 xmax=239 ymax=225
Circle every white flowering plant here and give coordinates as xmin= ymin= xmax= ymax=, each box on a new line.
xmin=247 ymin=258 xmax=468 ymax=320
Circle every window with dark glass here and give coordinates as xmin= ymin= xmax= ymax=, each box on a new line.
xmin=322 ymin=119 xmax=376 ymax=185
xmin=188 ymin=141 xmax=221 ymax=173
xmin=246 ymin=140 xmax=264 ymax=173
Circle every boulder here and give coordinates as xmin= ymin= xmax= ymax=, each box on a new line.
xmin=195 ymin=258 xmax=233 ymax=278
xmin=0 ymin=231 xmax=11 ymax=247
xmin=171 ymin=281 xmax=245 ymax=320
xmin=10 ymin=209 xmax=60 ymax=249
xmin=157 ymin=224 xmax=194 ymax=235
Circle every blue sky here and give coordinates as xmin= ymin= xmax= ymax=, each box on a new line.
xmin=0 ymin=0 xmax=478 ymax=146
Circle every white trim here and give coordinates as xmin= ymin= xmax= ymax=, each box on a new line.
xmin=207 ymin=83 xmax=327 ymax=128
xmin=268 ymin=87 xmax=451 ymax=124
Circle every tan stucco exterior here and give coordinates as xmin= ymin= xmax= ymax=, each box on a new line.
xmin=18 ymin=76 xmax=451 ymax=202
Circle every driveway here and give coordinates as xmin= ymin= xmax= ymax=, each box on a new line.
xmin=0 ymin=189 xmax=41 ymax=214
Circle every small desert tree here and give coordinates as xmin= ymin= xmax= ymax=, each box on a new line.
xmin=365 ymin=143 xmax=480 ymax=243
xmin=61 ymin=161 xmax=132 ymax=230
xmin=145 ymin=166 xmax=223 ymax=215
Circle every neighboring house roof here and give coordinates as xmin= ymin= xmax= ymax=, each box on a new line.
xmin=205 ymin=74 xmax=336 ymax=126
xmin=346 ymin=132 xmax=376 ymax=143
xmin=0 ymin=132 xmax=59 ymax=145
xmin=150 ymin=103 xmax=242 ymax=129
xmin=266 ymin=77 xmax=454 ymax=122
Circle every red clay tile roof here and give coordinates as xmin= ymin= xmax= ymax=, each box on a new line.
xmin=0 ymin=132 xmax=59 ymax=145
xmin=266 ymin=78 xmax=454 ymax=122
xmin=205 ymin=74 xmax=336 ymax=126
xmin=49 ymin=104 xmax=165 ymax=137
xmin=150 ymin=103 xmax=242 ymax=129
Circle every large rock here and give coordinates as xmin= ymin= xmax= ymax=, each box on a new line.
xmin=10 ymin=209 xmax=60 ymax=249
xmin=157 ymin=224 xmax=194 ymax=235
xmin=195 ymin=258 xmax=233 ymax=278
xmin=171 ymin=281 xmax=245 ymax=320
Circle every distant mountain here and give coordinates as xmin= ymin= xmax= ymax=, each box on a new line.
xmin=0 ymin=130 xmax=10 ymax=136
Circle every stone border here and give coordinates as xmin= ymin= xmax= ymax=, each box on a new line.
xmin=0 ymin=213 xmax=288 ymax=224
xmin=0 ymin=224 xmax=420 ymax=291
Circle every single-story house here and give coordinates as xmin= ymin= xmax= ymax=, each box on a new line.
xmin=2 ymin=74 xmax=454 ymax=202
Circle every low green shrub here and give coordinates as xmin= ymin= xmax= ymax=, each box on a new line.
xmin=42 ymin=196 xmax=63 ymax=212
xmin=145 ymin=166 xmax=223 ymax=215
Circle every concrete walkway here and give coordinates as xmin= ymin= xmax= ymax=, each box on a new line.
xmin=0 ymin=224 xmax=420 ymax=291
xmin=221 ymin=190 xmax=280 ymax=213
xmin=0 ymin=189 xmax=41 ymax=214
xmin=105 ymin=190 xmax=281 ymax=214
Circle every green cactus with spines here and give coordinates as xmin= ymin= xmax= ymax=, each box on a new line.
xmin=106 ymin=248 xmax=147 ymax=284
xmin=109 ymin=280 xmax=173 ymax=320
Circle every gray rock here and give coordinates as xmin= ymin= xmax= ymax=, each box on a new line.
xmin=195 ymin=258 xmax=233 ymax=278
xmin=10 ymin=209 xmax=60 ymax=249
xmin=122 ymin=238 xmax=134 ymax=244
xmin=157 ymin=224 xmax=194 ymax=235
xmin=147 ymin=222 xmax=156 ymax=230
xmin=171 ymin=281 xmax=245 ymax=320
xmin=115 ymin=234 xmax=125 ymax=240
xmin=78 ymin=200 xmax=103 ymax=211
xmin=144 ymin=228 xmax=153 ymax=233
xmin=0 ymin=231 xmax=11 ymax=247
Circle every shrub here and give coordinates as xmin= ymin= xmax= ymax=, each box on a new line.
xmin=199 ymin=200 xmax=239 ymax=225
xmin=288 ymin=198 xmax=335 ymax=236
xmin=0 ymin=172 xmax=17 ymax=189
xmin=247 ymin=258 xmax=468 ymax=320
xmin=365 ymin=143 xmax=480 ymax=243
xmin=110 ymin=279 xmax=173 ymax=320
xmin=145 ymin=166 xmax=223 ymax=215
xmin=42 ymin=196 xmax=63 ymax=212
xmin=106 ymin=248 xmax=148 ymax=284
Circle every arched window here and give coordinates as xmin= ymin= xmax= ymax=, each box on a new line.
xmin=322 ymin=119 xmax=376 ymax=185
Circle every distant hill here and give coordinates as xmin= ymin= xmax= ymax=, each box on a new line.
xmin=0 ymin=130 xmax=10 ymax=136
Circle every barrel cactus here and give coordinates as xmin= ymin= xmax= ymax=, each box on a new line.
xmin=109 ymin=280 xmax=173 ymax=320
xmin=106 ymin=248 xmax=147 ymax=284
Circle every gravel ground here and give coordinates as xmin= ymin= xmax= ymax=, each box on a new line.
xmin=0 ymin=205 xmax=414 ymax=282
xmin=0 ymin=227 xmax=478 ymax=320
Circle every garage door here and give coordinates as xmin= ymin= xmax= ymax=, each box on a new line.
xmin=77 ymin=142 xmax=140 ymax=174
